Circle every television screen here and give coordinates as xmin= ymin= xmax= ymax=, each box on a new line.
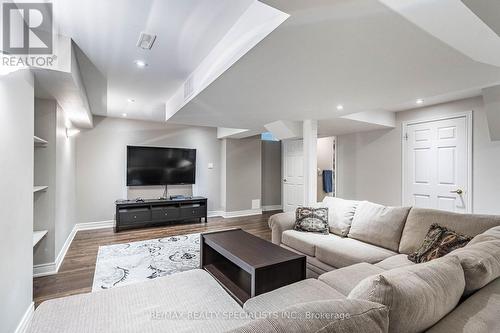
xmin=127 ymin=146 xmax=196 ymax=186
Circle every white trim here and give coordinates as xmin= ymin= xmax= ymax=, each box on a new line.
xmin=75 ymin=220 xmax=114 ymax=230
xmin=34 ymin=220 xmax=114 ymax=277
xmin=207 ymin=210 xmax=224 ymax=217
xmin=401 ymin=111 xmax=473 ymax=212
xmin=33 ymin=262 xmax=57 ymax=277
xmin=223 ymin=209 xmax=263 ymax=218
xmin=262 ymin=205 xmax=282 ymax=211
xmin=14 ymin=302 xmax=34 ymax=333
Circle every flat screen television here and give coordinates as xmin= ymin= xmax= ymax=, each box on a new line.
xmin=127 ymin=146 xmax=196 ymax=186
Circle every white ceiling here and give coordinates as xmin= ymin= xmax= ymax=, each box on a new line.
xmin=53 ymin=0 xmax=500 ymax=136
xmin=53 ymin=0 xmax=256 ymax=121
xmin=169 ymin=0 xmax=500 ymax=132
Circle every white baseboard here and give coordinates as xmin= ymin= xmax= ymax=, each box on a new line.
xmin=33 ymin=220 xmax=114 ymax=277
xmin=207 ymin=210 xmax=224 ymax=218
xmin=262 ymin=205 xmax=282 ymax=211
xmin=223 ymin=209 xmax=263 ymax=218
xmin=209 ymin=209 xmax=270 ymax=218
xmin=75 ymin=220 xmax=114 ymax=230
xmin=33 ymin=262 xmax=57 ymax=277
xmin=14 ymin=302 xmax=34 ymax=333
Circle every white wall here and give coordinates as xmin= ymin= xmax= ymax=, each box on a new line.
xmin=337 ymin=96 xmax=500 ymax=214
xmin=75 ymin=117 xmax=221 ymax=223
xmin=55 ymin=105 xmax=77 ymax=255
xmin=0 ymin=70 xmax=34 ymax=333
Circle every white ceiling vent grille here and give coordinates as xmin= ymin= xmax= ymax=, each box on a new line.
xmin=136 ymin=32 xmax=157 ymax=50
xmin=184 ymin=76 xmax=195 ymax=100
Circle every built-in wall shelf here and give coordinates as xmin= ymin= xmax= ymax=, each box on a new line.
xmin=33 ymin=230 xmax=48 ymax=247
xmin=33 ymin=186 xmax=48 ymax=193
xmin=34 ymin=136 xmax=48 ymax=147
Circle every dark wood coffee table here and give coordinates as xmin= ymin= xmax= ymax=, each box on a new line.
xmin=200 ymin=228 xmax=306 ymax=305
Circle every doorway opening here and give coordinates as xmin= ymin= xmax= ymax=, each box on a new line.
xmin=317 ymin=137 xmax=336 ymax=202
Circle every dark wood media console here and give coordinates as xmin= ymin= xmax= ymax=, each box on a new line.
xmin=114 ymin=197 xmax=208 ymax=232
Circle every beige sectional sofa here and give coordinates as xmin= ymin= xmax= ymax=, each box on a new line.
xmin=28 ymin=198 xmax=500 ymax=333
xmin=268 ymin=197 xmax=500 ymax=332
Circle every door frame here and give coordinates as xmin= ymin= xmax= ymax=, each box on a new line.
xmin=401 ymin=111 xmax=473 ymax=213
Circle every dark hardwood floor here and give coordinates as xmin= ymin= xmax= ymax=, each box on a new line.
xmin=33 ymin=212 xmax=276 ymax=307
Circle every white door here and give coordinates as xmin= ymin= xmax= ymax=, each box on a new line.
xmin=282 ymin=140 xmax=304 ymax=212
xmin=403 ymin=115 xmax=471 ymax=213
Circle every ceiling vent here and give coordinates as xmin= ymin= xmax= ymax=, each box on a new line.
xmin=184 ymin=76 xmax=195 ymax=101
xmin=136 ymin=32 xmax=157 ymax=50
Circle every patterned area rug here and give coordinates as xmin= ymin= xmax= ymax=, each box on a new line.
xmin=92 ymin=233 xmax=200 ymax=292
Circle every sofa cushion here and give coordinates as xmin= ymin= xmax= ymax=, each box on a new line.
xmin=316 ymin=237 xmax=397 ymax=268
xmin=398 ymin=208 xmax=500 ymax=254
xmin=28 ymin=269 xmax=249 ymax=333
xmin=348 ymin=256 xmax=465 ymax=333
xmin=469 ymin=226 xmax=500 ymax=245
xmin=318 ymin=263 xmax=385 ymax=296
xmin=229 ymin=300 xmax=389 ymax=333
xmin=281 ymin=230 xmax=339 ymax=257
xmin=451 ymin=240 xmax=500 ymax=295
xmin=348 ymin=201 xmax=410 ymax=251
xmin=408 ymin=223 xmax=472 ymax=263
xmin=293 ymin=207 xmax=329 ymax=234
xmin=321 ymin=197 xmax=359 ymax=236
xmin=426 ymin=278 xmax=500 ymax=333
xmin=375 ymin=254 xmax=415 ymax=270
xmin=243 ymin=278 xmax=344 ymax=314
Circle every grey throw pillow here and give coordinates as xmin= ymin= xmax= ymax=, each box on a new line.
xmin=294 ymin=207 xmax=329 ymax=234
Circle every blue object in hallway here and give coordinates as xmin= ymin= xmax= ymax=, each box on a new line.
xmin=323 ymin=170 xmax=333 ymax=193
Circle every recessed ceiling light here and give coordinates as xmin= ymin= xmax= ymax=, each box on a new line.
xmin=127 ymin=98 xmax=135 ymax=103
xmin=134 ymin=60 xmax=147 ymax=68
xmin=336 ymin=104 xmax=344 ymax=111
xmin=122 ymin=113 xmax=127 ymax=117
xmin=416 ymin=99 xmax=424 ymax=105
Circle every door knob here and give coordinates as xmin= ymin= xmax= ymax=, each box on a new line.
xmin=283 ymin=179 xmax=287 ymax=182
xmin=450 ymin=189 xmax=463 ymax=195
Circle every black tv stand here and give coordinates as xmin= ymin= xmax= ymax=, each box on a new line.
xmin=114 ymin=196 xmax=208 ymax=232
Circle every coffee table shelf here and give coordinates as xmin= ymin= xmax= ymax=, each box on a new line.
xmin=201 ymin=229 xmax=306 ymax=305
xmin=204 ymin=264 xmax=251 ymax=304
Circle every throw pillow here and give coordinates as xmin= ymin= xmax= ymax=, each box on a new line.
xmin=348 ymin=201 xmax=411 ymax=252
xmin=321 ymin=197 xmax=359 ymax=236
xmin=348 ymin=256 xmax=465 ymax=333
xmin=408 ymin=223 xmax=472 ymax=263
xmin=294 ymin=207 xmax=329 ymax=234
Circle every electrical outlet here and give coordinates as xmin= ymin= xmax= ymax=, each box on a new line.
xmin=208 ymin=162 xmax=214 ymax=169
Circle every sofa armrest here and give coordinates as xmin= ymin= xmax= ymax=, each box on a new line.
xmin=268 ymin=212 xmax=296 ymax=245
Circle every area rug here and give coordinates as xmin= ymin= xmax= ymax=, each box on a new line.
xmin=92 ymin=233 xmax=200 ymax=292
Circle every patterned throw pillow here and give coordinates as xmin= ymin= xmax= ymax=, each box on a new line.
xmin=408 ymin=223 xmax=472 ymax=263
xmin=294 ymin=207 xmax=329 ymax=234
